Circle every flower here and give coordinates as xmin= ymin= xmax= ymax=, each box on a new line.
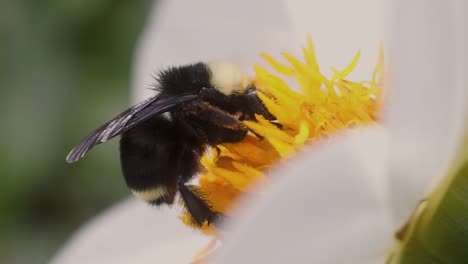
xmin=51 ymin=0 xmax=467 ymax=263
xmin=213 ymin=0 xmax=468 ymax=262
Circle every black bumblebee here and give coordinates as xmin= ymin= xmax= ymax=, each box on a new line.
xmin=66 ymin=62 xmax=274 ymax=227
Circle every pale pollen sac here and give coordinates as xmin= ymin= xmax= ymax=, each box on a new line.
xmin=208 ymin=61 xmax=251 ymax=95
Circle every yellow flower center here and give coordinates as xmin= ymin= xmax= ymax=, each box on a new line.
xmin=180 ymin=36 xmax=385 ymax=242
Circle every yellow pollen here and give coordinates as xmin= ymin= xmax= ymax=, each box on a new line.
xmin=180 ymin=36 xmax=385 ymax=257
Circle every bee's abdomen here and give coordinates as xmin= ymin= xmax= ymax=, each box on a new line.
xmin=131 ymin=186 xmax=174 ymax=205
xmin=119 ymin=117 xmax=181 ymax=205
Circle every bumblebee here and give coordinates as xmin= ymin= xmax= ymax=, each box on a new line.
xmin=66 ymin=62 xmax=274 ymax=227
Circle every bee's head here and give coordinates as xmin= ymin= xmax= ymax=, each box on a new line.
xmin=203 ymin=61 xmax=275 ymax=122
xmin=235 ymin=87 xmax=276 ymax=121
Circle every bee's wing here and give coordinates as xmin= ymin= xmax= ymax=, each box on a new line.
xmin=66 ymin=94 xmax=198 ymax=163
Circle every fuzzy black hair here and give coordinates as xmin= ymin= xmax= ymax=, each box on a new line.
xmin=155 ymin=63 xmax=212 ymax=96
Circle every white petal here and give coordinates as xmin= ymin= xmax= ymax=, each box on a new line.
xmin=283 ymin=0 xmax=386 ymax=81
xmin=50 ymin=198 xmax=209 ymax=264
xmin=386 ymin=0 xmax=468 ymax=228
xmin=132 ymin=0 xmax=296 ymax=102
xmin=215 ymin=127 xmax=393 ymax=263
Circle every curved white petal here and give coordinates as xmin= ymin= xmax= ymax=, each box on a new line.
xmin=132 ymin=0 xmax=296 ymax=102
xmin=50 ymin=198 xmax=209 ymax=264
xmin=215 ymin=127 xmax=392 ymax=263
xmin=386 ymin=0 xmax=468 ymax=228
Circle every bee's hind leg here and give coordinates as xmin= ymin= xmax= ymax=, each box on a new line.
xmin=178 ymin=183 xmax=224 ymax=227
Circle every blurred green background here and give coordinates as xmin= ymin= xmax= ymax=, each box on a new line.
xmin=1 ymin=1 xmax=152 ymax=263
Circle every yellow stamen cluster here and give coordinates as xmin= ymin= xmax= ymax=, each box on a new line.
xmin=180 ymin=37 xmax=385 ymax=233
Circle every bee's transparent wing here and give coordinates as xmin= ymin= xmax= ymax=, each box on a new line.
xmin=66 ymin=94 xmax=197 ymax=163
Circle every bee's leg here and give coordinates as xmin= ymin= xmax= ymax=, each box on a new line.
xmin=176 ymin=141 xmax=225 ymax=227
xmin=183 ymin=100 xmax=266 ymax=142
xmin=244 ymin=87 xmax=276 ymax=121
xmin=178 ymin=182 xmax=222 ymax=226
xmin=184 ymin=100 xmax=246 ymax=131
xmin=248 ymin=129 xmax=265 ymax=141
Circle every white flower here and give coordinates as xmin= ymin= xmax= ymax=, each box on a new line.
xmin=51 ymin=0 xmax=467 ymax=263
xmin=215 ymin=0 xmax=467 ymax=263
